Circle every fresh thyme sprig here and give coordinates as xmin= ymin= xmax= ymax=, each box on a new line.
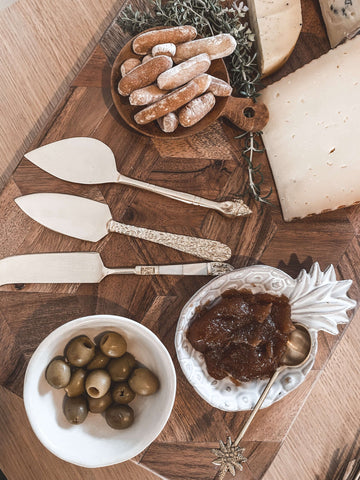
xmin=118 ymin=0 xmax=270 ymax=204
xmin=236 ymin=131 xmax=272 ymax=204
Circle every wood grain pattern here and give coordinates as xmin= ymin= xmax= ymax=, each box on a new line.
xmin=0 ymin=0 xmax=124 ymax=191
xmin=1 ymin=0 xmax=360 ymax=478
xmin=263 ymin=308 xmax=360 ymax=480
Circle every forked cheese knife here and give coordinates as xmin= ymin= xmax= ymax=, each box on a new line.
xmin=0 ymin=252 xmax=233 ymax=286
xmin=24 ymin=137 xmax=251 ymax=218
xmin=15 ymin=193 xmax=231 ymax=261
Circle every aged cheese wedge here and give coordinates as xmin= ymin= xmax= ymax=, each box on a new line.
xmin=318 ymin=0 xmax=360 ymax=47
xmin=247 ymin=0 xmax=302 ymax=77
xmin=260 ymin=36 xmax=360 ymax=221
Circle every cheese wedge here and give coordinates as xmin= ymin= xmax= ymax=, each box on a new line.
xmin=260 ymin=36 xmax=360 ymax=221
xmin=318 ymin=0 xmax=360 ymax=47
xmin=247 ymin=0 xmax=302 ymax=77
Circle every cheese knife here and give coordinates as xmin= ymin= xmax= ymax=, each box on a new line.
xmin=0 ymin=252 xmax=233 ymax=286
xmin=24 ymin=137 xmax=251 ymax=218
xmin=15 ymin=193 xmax=232 ymax=261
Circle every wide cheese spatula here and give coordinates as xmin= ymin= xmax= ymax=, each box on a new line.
xmin=25 ymin=137 xmax=251 ymax=218
xmin=15 ymin=193 xmax=231 ymax=261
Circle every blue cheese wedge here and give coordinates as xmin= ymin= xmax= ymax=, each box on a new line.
xmin=247 ymin=0 xmax=302 ymax=77
xmin=319 ymin=0 xmax=360 ymax=47
xmin=260 ymin=36 xmax=360 ymax=221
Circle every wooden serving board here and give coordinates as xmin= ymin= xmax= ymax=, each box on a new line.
xmin=1 ymin=0 xmax=359 ymax=479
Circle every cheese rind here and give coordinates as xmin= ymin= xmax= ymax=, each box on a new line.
xmin=319 ymin=0 xmax=360 ymax=47
xmin=260 ymin=36 xmax=360 ymax=221
xmin=248 ymin=0 xmax=302 ymax=77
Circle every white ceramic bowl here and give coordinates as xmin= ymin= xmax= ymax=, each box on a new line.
xmin=175 ymin=263 xmax=355 ymax=412
xmin=24 ymin=315 xmax=176 ymax=468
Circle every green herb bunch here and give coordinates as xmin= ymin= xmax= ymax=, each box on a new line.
xmin=118 ymin=0 xmax=260 ymax=98
xmin=118 ymin=0 xmax=271 ymax=203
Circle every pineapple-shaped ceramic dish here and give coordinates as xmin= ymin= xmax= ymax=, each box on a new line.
xmin=175 ymin=263 xmax=356 ymax=411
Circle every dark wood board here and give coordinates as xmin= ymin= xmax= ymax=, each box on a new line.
xmin=1 ymin=0 xmax=360 ymax=479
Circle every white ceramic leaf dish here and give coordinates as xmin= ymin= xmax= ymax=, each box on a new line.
xmin=175 ymin=263 xmax=356 ymax=412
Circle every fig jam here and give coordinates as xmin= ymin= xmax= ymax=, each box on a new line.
xmin=187 ymin=289 xmax=294 ymax=383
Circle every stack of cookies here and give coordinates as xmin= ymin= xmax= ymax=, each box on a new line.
xmin=117 ymin=26 xmax=236 ymax=133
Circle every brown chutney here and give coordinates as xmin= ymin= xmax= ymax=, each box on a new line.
xmin=186 ymin=289 xmax=294 ymax=383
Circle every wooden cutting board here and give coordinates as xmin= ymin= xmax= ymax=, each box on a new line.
xmin=0 ymin=0 xmax=359 ymax=479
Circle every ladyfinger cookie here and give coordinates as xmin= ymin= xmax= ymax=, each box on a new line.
xmin=174 ymin=33 xmax=237 ymax=63
xmin=207 ymin=75 xmax=233 ymax=96
xmin=179 ymin=92 xmax=216 ymax=127
xmin=157 ymin=112 xmax=179 ymax=132
xmin=134 ymin=74 xmax=211 ymax=125
xmin=120 ymin=58 xmax=141 ymax=76
xmin=129 ymin=84 xmax=168 ymax=106
xmin=157 ymin=53 xmax=211 ymax=90
xmin=118 ymin=55 xmax=173 ymax=96
xmin=132 ymin=26 xmax=197 ymax=55
xmin=152 ymin=43 xmax=176 ymax=57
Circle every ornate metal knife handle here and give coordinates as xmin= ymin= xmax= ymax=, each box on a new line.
xmin=119 ymin=175 xmax=252 ymax=218
xmin=107 ymin=220 xmax=231 ymax=261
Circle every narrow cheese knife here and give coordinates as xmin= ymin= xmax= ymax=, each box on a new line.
xmin=24 ymin=137 xmax=251 ymax=218
xmin=0 ymin=252 xmax=233 ymax=286
xmin=15 ymin=193 xmax=231 ymax=261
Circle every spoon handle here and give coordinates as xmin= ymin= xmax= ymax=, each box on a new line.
xmin=107 ymin=220 xmax=231 ymax=261
xmin=118 ymin=174 xmax=251 ymax=218
xmin=234 ymin=367 xmax=284 ymax=446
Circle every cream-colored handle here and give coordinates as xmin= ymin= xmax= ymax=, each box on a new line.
xmin=107 ymin=220 xmax=231 ymax=261
xmin=118 ymin=175 xmax=251 ymax=218
xmin=107 ymin=263 xmax=233 ymax=276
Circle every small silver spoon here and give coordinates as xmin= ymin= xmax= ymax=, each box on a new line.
xmin=212 ymin=324 xmax=312 ymax=478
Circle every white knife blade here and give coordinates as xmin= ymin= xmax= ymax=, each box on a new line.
xmin=0 ymin=252 xmax=106 ymax=285
xmin=0 ymin=252 xmax=234 ymax=286
xmin=15 ymin=193 xmax=111 ymax=242
xmin=25 ymin=137 xmax=119 ymax=184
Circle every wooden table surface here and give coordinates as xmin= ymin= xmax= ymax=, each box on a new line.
xmin=1 ymin=0 xmax=360 ymax=479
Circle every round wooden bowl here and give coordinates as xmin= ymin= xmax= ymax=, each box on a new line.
xmin=110 ymin=29 xmax=269 ymax=138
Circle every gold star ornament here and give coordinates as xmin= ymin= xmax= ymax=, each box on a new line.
xmin=212 ymin=437 xmax=247 ymax=479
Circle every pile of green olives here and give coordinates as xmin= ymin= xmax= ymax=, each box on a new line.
xmin=45 ymin=331 xmax=160 ymax=429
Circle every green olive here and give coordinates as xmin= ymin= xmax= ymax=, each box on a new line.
xmin=105 ymin=404 xmax=134 ymax=430
xmin=107 ymin=353 xmax=136 ymax=381
xmin=128 ymin=367 xmax=159 ymax=396
xmin=88 ymin=391 xmax=112 ymax=413
xmin=87 ymin=348 xmax=110 ymax=370
xmin=85 ymin=369 xmax=111 ymax=398
xmin=112 ymin=382 xmax=136 ymax=404
xmin=63 ymin=395 xmax=88 ymax=424
xmin=99 ymin=331 xmax=127 ymax=358
xmin=65 ymin=368 xmax=86 ymax=397
xmin=45 ymin=358 xmax=71 ymax=389
xmin=65 ymin=335 xmax=95 ymax=367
